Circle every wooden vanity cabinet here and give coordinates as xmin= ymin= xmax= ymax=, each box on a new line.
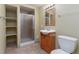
xmin=40 ymin=32 xmax=56 ymax=53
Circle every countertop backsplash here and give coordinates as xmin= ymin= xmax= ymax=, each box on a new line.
xmin=41 ymin=26 xmax=55 ymax=30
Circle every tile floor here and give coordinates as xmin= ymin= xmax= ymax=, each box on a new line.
xmin=5 ymin=42 xmax=47 ymax=54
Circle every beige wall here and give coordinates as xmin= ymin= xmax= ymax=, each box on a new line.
xmin=34 ymin=7 xmax=40 ymax=41
xmin=41 ymin=7 xmax=45 ymax=26
xmin=1 ymin=4 xmax=40 ymax=47
xmin=40 ymin=4 xmax=79 ymax=53
xmin=0 ymin=5 xmax=6 ymax=53
xmin=17 ymin=5 xmax=41 ymax=46
xmin=0 ymin=4 xmax=41 ymax=53
xmin=39 ymin=7 xmax=45 ymax=28
xmin=56 ymin=4 xmax=79 ymax=53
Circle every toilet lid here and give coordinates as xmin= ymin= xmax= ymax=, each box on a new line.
xmin=51 ymin=49 xmax=69 ymax=54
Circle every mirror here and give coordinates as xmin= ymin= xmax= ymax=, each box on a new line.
xmin=45 ymin=6 xmax=55 ymax=26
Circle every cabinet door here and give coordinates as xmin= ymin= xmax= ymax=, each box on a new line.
xmin=0 ymin=5 xmax=6 ymax=53
xmin=45 ymin=35 xmax=52 ymax=53
xmin=49 ymin=33 xmax=56 ymax=50
xmin=46 ymin=33 xmax=55 ymax=53
xmin=41 ymin=34 xmax=47 ymax=50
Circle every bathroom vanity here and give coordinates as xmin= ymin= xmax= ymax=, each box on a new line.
xmin=40 ymin=30 xmax=56 ymax=53
xmin=40 ymin=4 xmax=56 ymax=53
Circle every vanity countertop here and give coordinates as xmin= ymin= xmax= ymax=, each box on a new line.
xmin=40 ymin=30 xmax=56 ymax=33
xmin=40 ymin=29 xmax=56 ymax=35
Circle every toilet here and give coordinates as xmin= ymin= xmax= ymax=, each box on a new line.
xmin=51 ymin=35 xmax=78 ymax=54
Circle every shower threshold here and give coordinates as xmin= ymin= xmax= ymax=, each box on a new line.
xmin=20 ymin=40 xmax=35 ymax=47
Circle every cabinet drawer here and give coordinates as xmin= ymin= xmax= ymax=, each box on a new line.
xmin=48 ymin=32 xmax=56 ymax=36
xmin=49 ymin=34 xmax=56 ymax=36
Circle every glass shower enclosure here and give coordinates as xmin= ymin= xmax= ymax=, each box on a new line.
xmin=20 ymin=13 xmax=35 ymax=43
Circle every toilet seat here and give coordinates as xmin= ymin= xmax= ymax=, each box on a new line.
xmin=51 ymin=49 xmax=69 ymax=54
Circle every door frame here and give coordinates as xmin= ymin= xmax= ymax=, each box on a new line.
xmin=17 ymin=5 xmax=36 ymax=47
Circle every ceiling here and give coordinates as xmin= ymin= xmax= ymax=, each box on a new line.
xmin=29 ymin=4 xmax=47 ymax=7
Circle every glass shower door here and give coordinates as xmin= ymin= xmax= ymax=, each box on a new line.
xmin=20 ymin=13 xmax=34 ymax=43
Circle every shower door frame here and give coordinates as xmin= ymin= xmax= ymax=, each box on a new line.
xmin=17 ymin=5 xmax=36 ymax=47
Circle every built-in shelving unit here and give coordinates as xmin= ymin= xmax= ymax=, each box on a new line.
xmin=6 ymin=5 xmax=17 ymax=47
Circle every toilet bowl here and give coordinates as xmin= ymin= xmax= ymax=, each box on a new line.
xmin=51 ymin=35 xmax=78 ymax=54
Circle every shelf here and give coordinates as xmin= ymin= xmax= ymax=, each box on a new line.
xmin=6 ymin=26 xmax=16 ymax=28
xmin=6 ymin=17 xmax=17 ymax=20
xmin=6 ymin=33 xmax=17 ymax=36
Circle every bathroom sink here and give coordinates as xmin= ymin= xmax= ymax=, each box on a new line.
xmin=40 ymin=30 xmax=56 ymax=35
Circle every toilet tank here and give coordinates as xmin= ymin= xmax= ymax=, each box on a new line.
xmin=58 ymin=35 xmax=78 ymax=53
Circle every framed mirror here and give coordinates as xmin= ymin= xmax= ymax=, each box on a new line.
xmin=45 ymin=5 xmax=55 ymax=26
